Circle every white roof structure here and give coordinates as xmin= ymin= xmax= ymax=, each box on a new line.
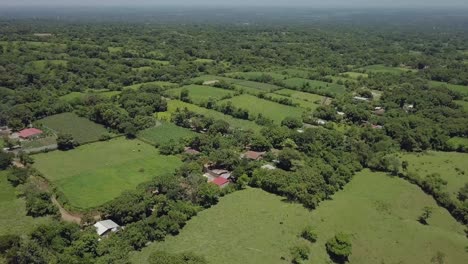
xmin=94 ymin=220 xmax=120 ymax=236
xmin=261 ymin=164 xmax=276 ymax=170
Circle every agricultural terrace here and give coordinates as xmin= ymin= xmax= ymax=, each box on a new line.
xmin=124 ymin=81 xmax=178 ymax=90
xmin=32 ymin=138 xmax=181 ymax=209
xmin=158 ymin=100 xmax=262 ymax=131
xmin=307 ymin=170 xmax=468 ymax=263
xmin=37 ymin=112 xmax=113 ymax=144
xmin=0 ymin=171 xmax=52 ymax=236
xmin=265 ymin=93 xmax=320 ymax=110
xmin=358 ymin=64 xmax=418 ymax=74
xmin=399 ymin=151 xmax=468 ymax=201
xmin=274 ymin=89 xmax=325 ymax=103
xmin=232 ymin=84 xmax=263 ymax=95
xmin=131 ymin=188 xmax=315 ymax=264
xmin=429 ymin=81 xmax=468 ymax=97
xmin=282 ymin=78 xmax=346 ymax=96
xmin=165 ymin=85 xmax=234 ymax=104
xmin=219 ymin=94 xmax=304 ymax=124
xmin=138 ymin=121 xmax=196 ymax=146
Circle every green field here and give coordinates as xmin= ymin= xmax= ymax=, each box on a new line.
xmin=447 ymin=137 xmax=468 ymax=150
xmin=29 ymin=60 xmax=67 ymax=70
xmin=339 ymin=72 xmax=368 ymax=79
xmin=130 ymin=188 xmax=315 ymax=264
xmin=21 ymin=136 xmax=57 ymax=150
xmin=265 ymin=93 xmax=320 ymax=110
xmin=194 ymin=58 xmax=214 ymax=64
xmin=399 ymin=151 xmax=468 ymax=201
xmin=224 ymin=71 xmax=286 ymax=81
xmin=359 ymin=64 xmax=418 ymax=74
xmin=138 ymin=121 xmax=196 ymax=145
xmin=159 ymin=100 xmax=262 ymax=131
xmin=455 ymin=100 xmax=468 ymax=110
xmin=193 ymin=75 xmax=282 ymax=92
xmin=282 ymin=78 xmax=346 ymax=95
xmin=59 ymin=90 xmax=121 ymax=102
xmin=124 ymin=81 xmax=178 ymax=90
xmin=306 ymin=169 xmax=468 ymax=263
xmin=219 ymin=94 xmax=304 ymax=124
xmin=274 ymin=88 xmax=325 ymax=103
xmin=429 ymin=81 xmax=468 ymax=96
xmin=0 ymin=171 xmax=52 ymax=236
xmin=32 ymin=138 xmax=181 ymax=209
xmin=37 ymin=112 xmax=112 ymax=144
xmin=165 ymin=85 xmax=234 ymax=104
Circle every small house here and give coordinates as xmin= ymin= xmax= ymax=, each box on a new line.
xmin=212 ymin=177 xmax=230 ymax=188
xmin=261 ymin=164 xmax=276 ymax=170
xmin=18 ymin=128 xmax=43 ymax=140
xmin=184 ymin=147 xmax=200 ymax=155
xmin=94 ymin=220 xmax=120 ymax=237
xmin=243 ymin=150 xmax=265 ymax=161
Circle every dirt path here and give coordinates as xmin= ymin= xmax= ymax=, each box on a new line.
xmin=51 ymin=196 xmax=81 ymax=224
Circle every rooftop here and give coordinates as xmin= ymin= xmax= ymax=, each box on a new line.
xmin=18 ymin=128 xmax=43 ymax=138
xmin=94 ymin=220 xmax=120 ymax=236
xmin=243 ymin=150 xmax=265 ymax=160
xmin=212 ymin=177 xmax=229 ymax=187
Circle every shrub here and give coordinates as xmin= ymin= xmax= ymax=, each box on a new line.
xmin=326 ymin=233 xmax=352 ymax=263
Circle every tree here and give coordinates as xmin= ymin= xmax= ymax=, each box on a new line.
xmin=196 ymin=183 xmax=220 ymax=208
xmin=301 ymin=226 xmax=318 ymax=243
xmin=325 ymin=233 xmax=352 ymax=263
xmin=277 ymin=148 xmax=303 ymax=171
xmin=7 ymin=167 xmax=29 ymax=186
xmin=249 ymin=135 xmax=271 ymax=152
xmin=458 ymin=183 xmax=468 ymax=202
xmin=237 ymin=174 xmax=249 ymax=189
xmin=402 ymin=160 xmax=409 ymax=171
xmin=57 ymin=134 xmax=76 ymax=151
xmin=281 ymin=116 xmax=303 ymax=129
xmin=418 ymin=206 xmax=433 ymax=225
xmin=290 ymin=244 xmax=310 ymax=264
xmin=0 ymin=151 xmax=13 ymax=170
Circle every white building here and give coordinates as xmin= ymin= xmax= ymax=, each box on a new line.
xmin=94 ymin=220 xmax=120 ymax=236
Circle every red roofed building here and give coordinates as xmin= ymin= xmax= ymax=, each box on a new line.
xmin=243 ymin=150 xmax=265 ymax=160
xmin=212 ymin=177 xmax=229 ymax=188
xmin=18 ymin=128 xmax=43 ymax=139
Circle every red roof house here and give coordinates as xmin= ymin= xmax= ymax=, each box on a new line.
xmin=243 ymin=151 xmax=265 ymax=160
xmin=18 ymin=128 xmax=43 ymax=139
xmin=212 ymin=177 xmax=229 ymax=188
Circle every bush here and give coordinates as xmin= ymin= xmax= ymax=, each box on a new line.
xmin=326 ymin=233 xmax=352 ymax=263
xmin=301 ymin=226 xmax=318 ymax=243
xmin=290 ymin=244 xmax=310 ymax=264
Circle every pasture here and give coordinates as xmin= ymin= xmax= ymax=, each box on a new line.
xmin=165 ymin=85 xmax=234 ymax=104
xmin=358 ymin=64 xmax=417 ymax=74
xmin=429 ymin=81 xmax=468 ymax=96
xmin=274 ymin=88 xmax=325 ymax=103
xmin=130 ymin=188 xmax=315 ymax=264
xmin=32 ymin=138 xmax=181 ymax=209
xmin=399 ymin=151 xmax=468 ymax=201
xmin=59 ymin=90 xmax=121 ymax=102
xmin=37 ymin=112 xmax=112 ymax=144
xmin=194 ymin=58 xmax=214 ymax=64
xmin=0 ymin=171 xmax=52 ymax=236
xmin=306 ymin=169 xmax=468 ymax=263
xmin=193 ymin=75 xmax=282 ymax=92
xmin=339 ymin=72 xmax=368 ymax=79
xmin=124 ymin=81 xmax=178 ymax=90
xmin=138 ymin=121 xmax=196 ymax=146
xmin=219 ymin=94 xmax=304 ymax=124
xmin=282 ymin=78 xmax=346 ymax=95
xmin=224 ymin=71 xmax=286 ymax=80
xmin=265 ymin=93 xmax=320 ymax=110
xmin=159 ymin=100 xmax=262 ymax=131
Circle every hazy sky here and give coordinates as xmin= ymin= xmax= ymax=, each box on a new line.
xmin=1 ymin=0 xmax=467 ymax=7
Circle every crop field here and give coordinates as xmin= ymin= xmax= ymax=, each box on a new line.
xmin=224 ymin=71 xmax=286 ymax=80
xmin=158 ymin=100 xmax=262 ymax=131
xmin=399 ymin=151 xmax=468 ymax=201
xmin=219 ymin=94 xmax=304 ymax=124
xmin=339 ymin=72 xmax=368 ymax=79
xmin=37 ymin=112 xmax=112 ymax=144
xmin=0 ymin=171 xmax=52 ymax=236
xmin=306 ymin=169 xmax=468 ymax=263
xmin=21 ymin=136 xmax=57 ymax=150
xmin=429 ymin=81 xmax=468 ymax=96
xmin=59 ymin=90 xmax=121 ymax=102
xmin=124 ymin=81 xmax=178 ymax=90
xmin=265 ymin=93 xmax=320 ymax=110
xmin=358 ymin=64 xmax=418 ymax=74
xmin=165 ymin=85 xmax=234 ymax=104
xmin=274 ymin=68 xmax=313 ymax=78
xmin=282 ymin=78 xmax=346 ymax=95
xmin=274 ymin=88 xmax=325 ymax=103
xmin=233 ymin=84 xmax=263 ymax=95
xmin=138 ymin=121 xmax=196 ymax=146
xmin=32 ymin=138 xmax=181 ymax=209
xmin=193 ymin=75 xmax=283 ymax=92
xmin=130 ymin=188 xmax=315 ymax=264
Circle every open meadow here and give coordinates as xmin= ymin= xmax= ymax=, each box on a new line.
xmin=282 ymin=78 xmax=346 ymax=96
xmin=219 ymin=94 xmax=304 ymax=124
xmin=32 ymin=138 xmax=181 ymax=209
xmin=358 ymin=64 xmax=418 ymax=74
xmin=137 ymin=121 xmax=196 ymax=146
xmin=399 ymin=151 xmax=468 ymax=201
xmin=274 ymin=88 xmax=325 ymax=103
xmin=429 ymin=81 xmax=468 ymax=97
xmin=37 ymin=112 xmax=113 ymax=144
xmin=165 ymin=85 xmax=234 ymax=104
xmin=124 ymin=81 xmax=178 ymax=90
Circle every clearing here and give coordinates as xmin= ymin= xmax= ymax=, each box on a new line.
xmin=429 ymin=81 xmax=468 ymax=97
xmin=165 ymin=85 xmax=234 ymax=104
xmin=138 ymin=121 xmax=196 ymax=146
xmin=32 ymin=138 xmax=181 ymax=209
xmin=124 ymin=81 xmax=178 ymax=90
xmin=282 ymin=78 xmax=346 ymax=96
xmin=358 ymin=64 xmax=418 ymax=74
xmin=274 ymin=88 xmax=325 ymax=103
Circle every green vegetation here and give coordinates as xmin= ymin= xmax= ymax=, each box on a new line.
xmin=32 ymin=138 xmax=181 ymax=209
xmin=131 ymin=188 xmax=315 ymax=264
xmin=340 ymin=72 xmax=368 ymax=79
xmin=21 ymin=136 xmax=57 ymax=150
xmin=455 ymin=100 xmax=468 ymax=110
xmin=37 ymin=112 xmax=112 ymax=144
xmin=282 ymin=78 xmax=346 ymax=95
xmin=265 ymin=93 xmax=319 ymax=109
xmin=274 ymin=88 xmax=325 ymax=103
xmin=225 ymin=71 xmax=286 ymax=80
xmin=165 ymin=85 xmax=234 ymax=104
xmin=138 ymin=121 xmax=196 ymax=146
xmin=359 ymin=64 xmax=418 ymax=74
xmin=124 ymin=81 xmax=178 ymax=90
xmin=429 ymin=81 xmax=468 ymax=96
xmin=399 ymin=151 xmax=468 ymax=200
xmin=0 ymin=171 xmax=51 ymax=236
xmin=219 ymin=94 xmax=304 ymax=124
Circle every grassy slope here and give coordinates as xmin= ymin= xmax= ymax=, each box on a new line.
xmin=282 ymin=78 xmax=346 ymax=95
xmin=307 ymin=169 xmax=468 ymax=263
xmin=138 ymin=122 xmax=196 ymax=145
xmin=37 ymin=112 xmax=111 ymax=144
xmin=359 ymin=64 xmax=418 ymax=74
xmin=219 ymin=94 xmax=304 ymax=124
xmin=124 ymin=81 xmax=178 ymax=90
xmin=265 ymin=93 xmax=320 ymax=110
xmin=274 ymin=88 xmax=325 ymax=103
xmin=165 ymin=85 xmax=234 ymax=104
xmin=130 ymin=188 xmax=314 ymax=264
xmin=429 ymin=81 xmax=468 ymax=96
xmin=399 ymin=151 xmax=468 ymax=200
xmin=0 ymin=171 xmax=51 ymax=236
xmin=32 ymin=138 xmax=181 ymax=209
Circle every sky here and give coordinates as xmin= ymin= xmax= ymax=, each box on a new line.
xmin=1 ymin=0 xmax=467 ymax=8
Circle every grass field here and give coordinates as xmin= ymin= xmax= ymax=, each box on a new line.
xmin=447 ymin=137 xmax=468 ymax=150
xmin=194 ymin=58 xmax=214 ymax=64
xmin=399 ymin=151 xmax=468 ymax=201
xmin=282 ymin=78 xmax=346 ymax=95
xmin=224 ymin=71 xmax=286 ymax=81
xmin=219 ymin=94 xmax=304 ymax=124
xmin=37 ymin=112 xmax=112 ymax=144
xmin=192 ymin=75 xmax=283 ymax=92
xmin=59 ymin=90 xmax=121 ymax=102
xmin=138 ymin=122 xmax=196 ymax=145
xmin=29 ymin=60 xmax=67 ymax=71
xmin=159 ymin=100 xmax=262 ymax=131
xmin=165 ymin=85 xmax=234 ymax=104
xmin=429 ymin=81 xmax=468 ymax=96
xmin=130 ymin=188 xmax=315 ymax=264
xmin=32 ymin=138 xmax=181 ymax=209
xmin=0 ymin=171 xmax=52 ymax=236
xmin=274 ymin=88 xmax=325 ymax=103
xmin=306 ymin=169 xmax=468 ymax=263
xmin=359 ymin=64 xmax=418 ymax=74
xmin=124 ymin=81 xmax=178 ymax=90
xmin=265 ymin=93 xmax=320 ymax=110
xmin=339 ymin=72 xmax=368 ymax=79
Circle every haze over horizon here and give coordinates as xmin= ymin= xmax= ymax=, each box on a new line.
xmin=1 ymin=0 xmax=468 ymax=8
